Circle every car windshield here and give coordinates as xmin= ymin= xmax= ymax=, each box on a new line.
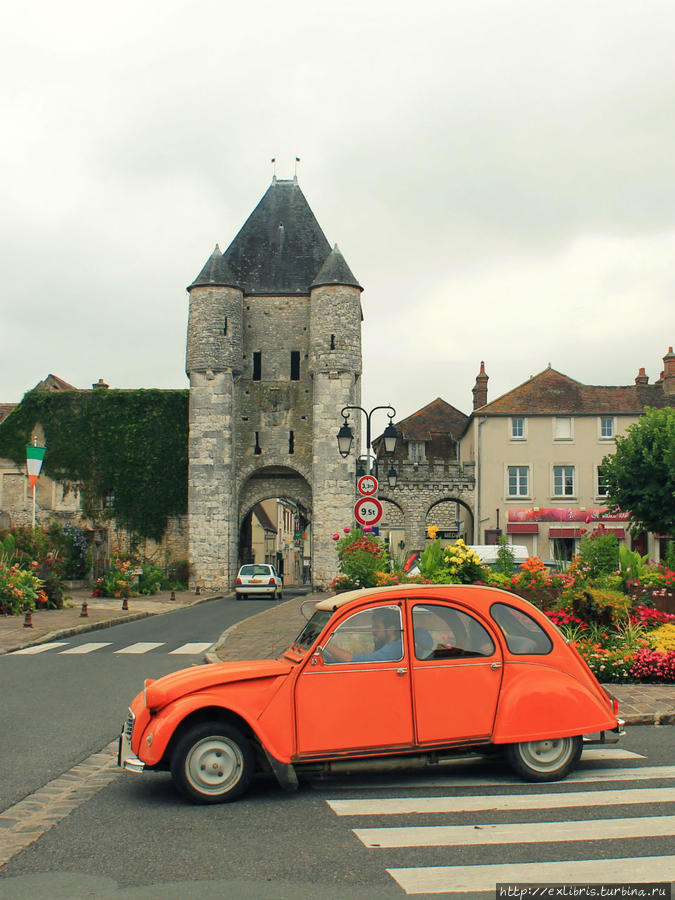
xmin=291 ymin=610 xmax=332 ymax=651
xmin=239 ymin=565 xmax=270 ymax=576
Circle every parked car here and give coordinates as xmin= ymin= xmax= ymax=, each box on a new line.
xmin=118 ymin=584 xmax=622 ymax=803
xmin=235 ymin=563 xmax=282 ymax=599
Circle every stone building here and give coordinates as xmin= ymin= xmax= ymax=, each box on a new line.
xmin=186 ymin=177 xmax=362 ymax=590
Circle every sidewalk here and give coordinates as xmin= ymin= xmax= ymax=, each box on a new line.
xmin=2 ymin=588 xmax=674 ymax=726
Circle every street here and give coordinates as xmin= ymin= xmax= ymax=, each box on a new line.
xmin=1 ymin=595 xmax=674 ymax=899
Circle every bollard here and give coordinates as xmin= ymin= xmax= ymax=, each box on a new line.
xmin=170 ymin=590 xmax=176 ymax=602
xmin=122 ymin=597 xmax=129 ymax=611
xmin=80 ymin=601 xmax=89 ymax=617
xmin=195 ymin=585 xmax=201 ymax=595
xmin=23 ymin=610 xmax=34 ymax=628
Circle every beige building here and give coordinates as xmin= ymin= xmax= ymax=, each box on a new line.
xmin=461 ymin=349 xmax=674 ymax=562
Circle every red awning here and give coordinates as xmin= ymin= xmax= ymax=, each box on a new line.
xmin=507 ymin=523 xmax=539 ymax=534
xmin=549 ymin=527 xmax=586 ymax=539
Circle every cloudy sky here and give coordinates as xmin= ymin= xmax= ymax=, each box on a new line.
xmin=2 ymin=0 xmax=674 ymax=423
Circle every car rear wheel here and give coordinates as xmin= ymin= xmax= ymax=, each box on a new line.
xmin=505 ymin=735 xmax=582 ymax=782
xmin=171 ymin=722 xmax=255 ymax=803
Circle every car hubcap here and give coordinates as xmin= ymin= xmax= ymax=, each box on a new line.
xmin=519 ymin=738 xmax=573 ymax=772
xmin=185 ymin=736 xmax=244 ymax=795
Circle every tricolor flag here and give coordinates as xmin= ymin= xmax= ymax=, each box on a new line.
xmin=26 ymin=444 xmax=46 ymax=487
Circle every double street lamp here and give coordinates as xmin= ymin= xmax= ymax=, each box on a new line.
xmin=336 ymin=404 xmax=399 ymax=487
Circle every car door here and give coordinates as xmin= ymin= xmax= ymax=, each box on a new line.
xmin=294 ymin=603 xmax=414 ymax=756
xmin=408 ymin=599 xmax=503 ymax=744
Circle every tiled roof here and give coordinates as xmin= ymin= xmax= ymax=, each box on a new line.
xmin=477 ymin=367 xmax=672 ymax=416
xmin=34 ymin=374 xmax=79 ymax=392
xmin=394 ymin=397 xmax=469 ymax=440
xmin=223 ymin=179 xmax=334 ymax=295
xmin=189 ymin=244 xmax=241 ymax=290
xmin=311 ymin=245 xmax=361 ymax=290
xmin=0 ymin=404 xmax=17 ymax=424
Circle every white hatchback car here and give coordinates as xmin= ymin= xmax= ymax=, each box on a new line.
xmin=235 ymin=564 xmax=283 ymax=599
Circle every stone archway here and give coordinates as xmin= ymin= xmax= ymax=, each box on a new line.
xmin=425 ymin=497 xmax=474 ymax=543
xmin=238 ymin=466 xmax=312 ymax=586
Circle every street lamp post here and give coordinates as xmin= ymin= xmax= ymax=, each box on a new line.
xmin=336 ymin=405 xmax=398 ymax=477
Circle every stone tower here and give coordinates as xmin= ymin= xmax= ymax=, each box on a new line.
xmin=186 ymin=177 xmax=362 ymax=590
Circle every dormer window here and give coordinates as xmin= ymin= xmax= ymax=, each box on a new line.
xmin=408 ymin=440 xmax=426 ymax=463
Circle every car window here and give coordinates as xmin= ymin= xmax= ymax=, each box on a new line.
xmin=239 ymin=565 xmax=271 ymax=576
xmin=490 ymin=602 xmax=553 ymax=655
xmin=412 ymin=604 xmax=495 ymax=660
xmin=292 ymin=610 xmax=332 ymax=650
xmin=323 ymin=605 xmax=404 ymax=664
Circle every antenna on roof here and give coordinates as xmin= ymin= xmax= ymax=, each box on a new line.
xmin=294 ymin=156 xmax=301 ymax=178
xmin=271 ymin=157 xmax=277 ymax=180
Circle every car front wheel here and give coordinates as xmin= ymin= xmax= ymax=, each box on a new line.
xmin=171 ymin=722 xmax=255 ymax=803
xmin=505 ymin=735 xmax=582 ymax=782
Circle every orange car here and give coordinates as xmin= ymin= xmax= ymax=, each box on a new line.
xmin=118 ymin=584 xmax=623 ymax=803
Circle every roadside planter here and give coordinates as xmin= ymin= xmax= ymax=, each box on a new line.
xmin=118 ymin=584 xmax=622 ymax=803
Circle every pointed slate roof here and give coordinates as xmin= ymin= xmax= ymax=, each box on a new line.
xmin=311 ymin=244 xmax=362 ymax=290
xmin=189 ymin=244 xmax=240 ymax=290
xmin=477 ymin=366 xmax=671 ymax=415
xmin=223 ymin=179 xmax=333 ymax=294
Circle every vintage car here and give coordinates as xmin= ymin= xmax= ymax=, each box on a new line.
xmin=118 ymin=584 xmax=622 ymax=803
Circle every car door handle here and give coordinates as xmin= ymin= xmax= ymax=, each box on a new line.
xmin=491 ymin=662 xmax=502 ymax=670
xmin=396 ymin=668 xmax=407 ymax=676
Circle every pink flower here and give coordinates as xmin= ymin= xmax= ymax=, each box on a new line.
xmin=343 ymin=527 xmax=351 ymax=533
xmin=332 ymin=533 xmax=339 ymax=541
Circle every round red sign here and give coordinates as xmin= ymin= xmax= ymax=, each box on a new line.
xmin=354 ymin=496 xmax=383 ymax=526
xmin=357 ymin=475 xmax=379 ymax=496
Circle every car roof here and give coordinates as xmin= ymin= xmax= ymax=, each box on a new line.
xmin=315 ymin=583 xmax=539 ymax=618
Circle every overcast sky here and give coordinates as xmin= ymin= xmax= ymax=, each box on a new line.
xmin=2 ymin=0 xmax=674 ymax=424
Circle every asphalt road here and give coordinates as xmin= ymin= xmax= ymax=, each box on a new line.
xmin=1 ymin=727 xmax=673 ymax=899
xmin=2 ymin=596 xmax=674 ymax=899
xmin=0 ymin=594 xmax=281 ymax=810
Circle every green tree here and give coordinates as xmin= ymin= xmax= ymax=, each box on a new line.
xmin=601 ymin=407 xmax=675 ymax=536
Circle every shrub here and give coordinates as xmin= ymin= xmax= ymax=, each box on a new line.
xmin=495 ymin=537 xmax=516 ymax=576
xmin=429 ymin=539 xmax=486 ymax=584
xmin=578 ymin=530 xmax=620 ymax=579
xmin=0 ymin=563 xmax=46 ymax=615
xmin=336 ymin=529 xmax=389 ymax=589
xmin=92 ymin=558 xmax=136 ymax=598
xmin=648 ymin=623 xmax=675 ymax=652
xmin=630 ymin=649 xmax=675 ymax=682
xmin=138 ymin=564 xmax=162 ymax=595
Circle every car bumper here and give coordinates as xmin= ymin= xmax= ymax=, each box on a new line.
xmin=235 ymin=585 xmax=278 ymax=595
xmin=118 ymin=729 xmax=145 ymax=774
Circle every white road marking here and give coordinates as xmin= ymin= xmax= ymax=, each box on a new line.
xmin=387 ymin=855 xmax=675 ymax=895
xmin=169 ymin=642 xmax=212 ymax=655
xmin=327 ymin=786 xmax=675 ymax=816
xmin=355 ymin=814 xmax=675 ymax=848
xmin=316 ymin=763 xmax=675 ymax=791
xmin=60 ymin=642 xmax=113 ymax=654
xmin=114 ymin=642 xmax=164 ymax=654
xmin=11 ymin=642 xmax=69 ymax=654
xmin=582 ymin=747 xmax=644 ymax=759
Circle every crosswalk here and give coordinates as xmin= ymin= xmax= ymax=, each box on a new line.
xmin=9 ymin=640 xmax=213 ymax=656
xmin=321 ymin=748 xmax=675 ymax=895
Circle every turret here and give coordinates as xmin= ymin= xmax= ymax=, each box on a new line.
xmin=309 ymin=245 xmax=363 ymax=377
xmin=186 ymin=245 xmax=243 ymax=376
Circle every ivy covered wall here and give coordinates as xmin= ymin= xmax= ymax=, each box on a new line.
xmin=0 ymin=389 xmax=188 ymax=540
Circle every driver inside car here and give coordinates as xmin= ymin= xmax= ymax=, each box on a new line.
xmin=323 ymin=607 xmax=403 ymax=663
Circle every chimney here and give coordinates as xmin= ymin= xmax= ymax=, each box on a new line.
xmin=92 ymin=378 xmax=109 ymax=390
xmin=634 ymin=367 xmax=649 ymax=385
xmin=472 ymin=361 xmax=488 ymax=410
xmin=663 ymin=346 xmax=675 ymax=396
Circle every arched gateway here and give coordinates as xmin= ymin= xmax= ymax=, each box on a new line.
xmin=186 ymin=178 xmax=362 ymax=590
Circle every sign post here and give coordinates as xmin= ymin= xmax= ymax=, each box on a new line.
xmin=26 ymin=442 xmax=46 ymax=530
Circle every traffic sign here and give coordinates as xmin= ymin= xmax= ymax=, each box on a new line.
xmin=357 ymin=474 xmax=379 ymax=496
xmin=354 ymin=496 xmax=383 ymax=526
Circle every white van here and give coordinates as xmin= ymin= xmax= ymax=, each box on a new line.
xmin=468 ymin=544 xmax=529 ymax=566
